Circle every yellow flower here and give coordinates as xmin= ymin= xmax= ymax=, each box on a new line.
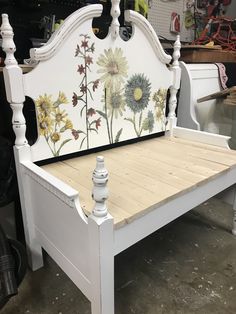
xmin=97 ymin=48 xmax=128 ymax=90
xmin=38 ymin=114 xmax=53 ymax=136
xmin=60 ymin=119 xmax=73 ymax=132
xmin=64 ymin=119 xmax=73 ymax=130
xmin=36 ymin=94 xmax=54 ymax=116
xmin=56 ymin=92 xmax=68 ymax=106
xmin=51 ymin=132 xmax=61 ymax=143
xmin=153 ymin=88 xmax=167 ymax=122
xmin=52 ymin=108 xmax=68 ymax=127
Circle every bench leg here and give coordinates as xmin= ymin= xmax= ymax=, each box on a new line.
xmin=89 ymin=215 xmax=114 ymax=314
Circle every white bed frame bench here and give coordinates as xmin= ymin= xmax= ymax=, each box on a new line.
xmin=1 ymin=3 xmax=236 ymax=313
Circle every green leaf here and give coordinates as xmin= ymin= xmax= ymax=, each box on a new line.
xmin=80 ymin=105 xmax=86 ymax=117
xmin=124 ymin=117 xmax=134 ymax=124
xmin=96 ymin=110 xmax=107 ymax=120
xmin=115 ymin=128 xmax=123 ymax=143
xmin=56 ymin=139 xmax=72 ymax=155
xmin=88 ymin=127 xmax=98 ymax=134
xmin=80 ymin=136 xmax=87 ymax=150
xmin=139 ymin=111 xmax=143 ymax=129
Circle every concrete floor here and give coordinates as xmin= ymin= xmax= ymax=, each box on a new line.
xmin=1 ymin=197 xmax=236 ymax=314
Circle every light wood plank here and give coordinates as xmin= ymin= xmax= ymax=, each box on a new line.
xmin=41 ymin=136 xmax=236 ymax=228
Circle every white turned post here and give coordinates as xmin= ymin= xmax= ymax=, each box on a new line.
xmin=110 ymin=0 xmax=120 ymax=39
xmin=1 ymin=14 xmax=43 ymax=270
xmin=92 ymin=156 xmax=109 ymax=217
xmin=89 ymin=156 xmax=114 ymax=314
xmin=1 ymin=13 xmax=28 ymax=147
xmin=168 ymin=35 xmax=181 ymax=136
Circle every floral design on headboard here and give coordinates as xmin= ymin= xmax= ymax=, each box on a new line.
xmin=153 ymin=88 xmax=168 ymax=131
xmin=96 ymin=48 xmax=128 ymax=144
xmin=124 ymin=73 xmax=153 ymax=137
xmin=71 ymin=34 xmax=101 ymax=149
xmin=35 ymin=35 xmax=169 ymax=157
xmin=36 ymin=92 xmax=73 ymax=156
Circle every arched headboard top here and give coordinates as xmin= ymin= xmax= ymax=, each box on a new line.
xmin=1 ymin=0 xmax=180 ymax=162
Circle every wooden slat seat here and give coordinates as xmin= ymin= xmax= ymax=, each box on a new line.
xmin=41 ymin=136 xmax=236 ymax=229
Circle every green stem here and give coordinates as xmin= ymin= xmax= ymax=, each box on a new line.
xmin=45 ymin=136 xmax=56 ymax=156
xmin=104 ymin=89 xmax=112 ymax=144
xmin=110 ymin=108 xmax=114 ymax=144
xmin=133 ymin=113 xmax=139 ymax=137
xmin=84 ymin=48 xmax=89 ymax=149
xmin=138 ymin=112 xmax=143 ymax=137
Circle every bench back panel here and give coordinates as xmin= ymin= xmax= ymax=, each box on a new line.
xmin=22 ymin=7 xmax=174 ymax=162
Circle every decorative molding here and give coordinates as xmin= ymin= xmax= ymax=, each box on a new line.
xmin=124 ymin=10 xmax=172 ymax=64
xmin=168 ymin=35 xmax=181 ymax=133
xmin=30 ymin=5 xmax=103 ymax=61
xmin=1 ymin=14 xmax=28 ymax=147
xmin=1 ymin=14 xmax=17 ymax=66
xmin=172 ymin=35 xmax=181 ymax=68
xmin=92 ymin=156 xmax=109 ymax=217
xmin=110 ymin=0 xmax=120 ymax=39
xmin=21 ymin=162 xmax=78 ymax=208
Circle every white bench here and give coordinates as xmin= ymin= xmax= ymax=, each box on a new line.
xmin=1 ymin=3 xmax=236 ymax=313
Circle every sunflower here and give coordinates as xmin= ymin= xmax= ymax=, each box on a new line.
xmin=36 ymin=94 xmax=54 ymax=116
xmin=153 ymin=88 xmax=167 ymax=121
xmin=97 ymin=48 xmax=128 ymax=90
xmin=52 ymin=108 xmax=68 ymax=127
xmin=105 ymin=89 xmax=126 ymax=118
xmin=51 ymin=132 xmax=61 ymax=143
xmin=125 ymin=74 xmax=151 ymax=114
xmin=38 ymin=114 xmax=53 ymax=136
xmin=142 ymin=111 xmax=154 ymax=133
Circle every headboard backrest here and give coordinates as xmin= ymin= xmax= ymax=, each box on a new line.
xmin=1 ymin=1 xmax=181 ymax=163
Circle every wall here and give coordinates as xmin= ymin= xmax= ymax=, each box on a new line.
xmin=148 ymin=0 xmax=195 ymax=42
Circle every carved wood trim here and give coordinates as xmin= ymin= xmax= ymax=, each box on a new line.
xmin=124 ymin=10 xmax=172 ymax=64
xmin=30 ymin=5 xmax=103 ymax=61
xmin=21 ymin=162 xmax=78 ymax=208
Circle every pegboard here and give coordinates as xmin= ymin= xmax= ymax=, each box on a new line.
xmin=49 ymin=0 xmax=80 ymax=7
xmin=148 ymin=0 xmax=195 ymax=42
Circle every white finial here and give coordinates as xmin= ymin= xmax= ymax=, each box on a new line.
xmin=167 ymin=35 xmax=181 ymax=133
xmin=1 ymin=14 xmax=28 ymax=147
xmin=110 ymin=0 xmax=120 ymax=39
xmin=1 ymin=14 xmax=17 ymax=67
xmin=92 ymin=156 xmax=109 ymax=217
xmin=172 ymin=34 xmax=181 ymax=68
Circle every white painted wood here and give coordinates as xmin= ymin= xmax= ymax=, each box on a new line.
xmin=177 ymin=61 xmax=200 ymax=130
xmin=3 ymin=3 xmax=236 ymax=314
xmin=88 ymin=214 xmax=114 ymax=314
xmin=92 ymin=156 xmax=109 ymax=217
xmin=124 ymin=10 xmax=171 ymax=65
xmin=173 ymin=126 xmax=230 ymax=149
xmin=1 ymin=14 xmax=27 ymax=147
xmin=110 ymin=0 xmax=120 ymax=39
xmin=177 ymin=62 xmax=233 ymax=137
xmin=13 ymin=146 xmax=43 ymax=270
xmin=168 ymin=35 xmax=181 ymax=134
xmin=21 ymin=159 xmax=92 ymax=298
xmin=20 ymin=6 xmax=174 ymax=162
xmin=29 ymin=5 xmax=103 ymax=62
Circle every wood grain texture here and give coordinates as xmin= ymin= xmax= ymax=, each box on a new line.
xmin=42 ymin=136 xmax=236 ymax=228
